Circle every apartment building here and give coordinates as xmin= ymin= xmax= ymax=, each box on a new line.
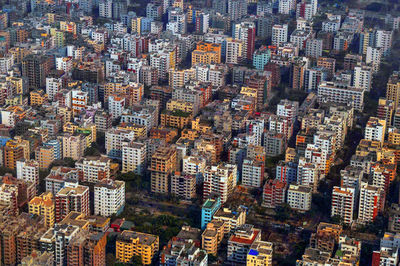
xmin=213 ymin=206 xmax=247 ymax=234
xmin=55 ymin=183 xmax=90 ymax=222
xmin=317 ymin=82 xmax=365 ymax=111
xmin=202 ymin=220 xmax=225 ymax=256
xmin=61 ymin=134 xmax=85 ymax=161
xmin=203 ymin=163 xmax=237 ymax=203
xmin=122 ymin=141 xmax=147 ymax=175
xmin=29 ymin=192 xmax=55 ymax=228
xmin=16 ymin=159 xmax=39 ymax=190
xmin=191 ymin=41 xmax=221 ymax=66
xmin=94 ymin=179 xmax=125 ymax=217
xmin=149 ymin=146 xmax=177 ymax=194
xmin=358 ymin=182 xmax=384 ymax=224
xmin=286 ymin=184 xmax=312 ymax=212
xmin=227 ymin=224 xmax=262 ymax=264
xmin=76 ymin=157 xmax=111 ymax=183
xmin=365 ymin=117 xmax=386 ymax=144
xmin=247 ymin=241 xmax=273 ymax=266
xmin=331 ymin=186 xmax=356 ymax=225
xmin=116 ymin=230 xmax=159 ymax=265
xmin=201 ymin=197 xmax=221 ymax=229
xmin=170 ymin=172 xmax=196 ymax=200
xmin=262 ymin=179 xmax=287 ymax=208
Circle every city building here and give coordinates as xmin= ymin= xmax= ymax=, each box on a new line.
xmin=94 ymin=179 xmax=125 ymax=217
xmin=116 ymin=230 xmax=159 ymax=265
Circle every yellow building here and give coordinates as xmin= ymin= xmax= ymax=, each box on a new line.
xmin=8 ymin=48 xmax=30 ymax=65
xmin=285 ymin=147 xmax=296 ymax=162
xmin=63 ymin=122 xmax=97 ymax=146
xmin=388 ymin=128 xmax=400 ymax=145
xmin=386 ymin=72 xmax=400 ymax=109
xmin=166 ymin=99 xmax=195 ymax=114
xmin=59 ymin=21 xmax=77 ymax=35
xmin=116 ymin=230 xmax=159 ymax=265
xmin=191 ymin=117 xmax=212 ymax=133
xmin=181 ymin=129 xmax=199 ymax=140
xmin=29 ymin=192 xmax=55 ymax=228
xmin=57 ymin=106 xmax=73 ymax=124
xmin=160 ymin=110 xmax=191 ymax=129
xmin=191 ymin=42 xmax=221 ymax=66
xmin=4 ymin=138 xmax=30 ymax=169
xmin=6 ymin=76 xmax=27 ymax=94
xmin=202 ymin=220 xmax=225 ymax=256
xmin=30 ymin=90 xmax=48 ymax=106
xmin=118 ymin=124 xmax=147 ymax=139
xmin=246 ymin=241 xmax=273 ymax=266
xmin=240 ymin=87 xmax=258 ymax=99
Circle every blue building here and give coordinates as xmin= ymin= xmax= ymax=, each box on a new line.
xmin=276 ymin=161 xmax=298 ymax=184
xmin=253 ymin=46 xmax=271 ymax=70
xmin=201 ymin=197 xmax=221 ymax=229
xmin=44 ymin=139 xmax=62 ymax=160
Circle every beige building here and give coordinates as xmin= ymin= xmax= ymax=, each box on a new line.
xmin=149 ymin=147 xmax=177 ymax=194
xmin=60 ymin=134 xmax=85 ymax=160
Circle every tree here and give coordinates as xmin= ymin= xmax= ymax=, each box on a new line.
xmin=275 ymin=204 xmax=292 ymax=221
xmin=130 ymin=255 xmax=143 ymax=265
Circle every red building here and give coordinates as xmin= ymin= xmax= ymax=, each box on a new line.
xmin=262 ymin=179 xmax=287 ymax=208
xmin=55 ymin=184 xmax=89 ymax=222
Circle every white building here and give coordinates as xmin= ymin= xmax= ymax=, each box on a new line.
xmin=286 ymin=184 xmax=312 ymax=212
xmin=94 ymin=179 xmax=125 ymax=216
xmin=353 ymin=65 xmax=372 ymax=91
xmin=203 ymin=164 xmax=237 ymax=203
xmin=277 ymin=99 xmax=299 ymax=125
xmin=16 ymin=160 xmax=40 ymax=189
xmin=278 ymin=0 xmax=295 ymax=14
xmin=122 ymin=141 xmax=147 ymax=175
xmin=226 ymin=39 xmax=243 ymax=65
xmin=366 ymin=46 xmax=382 ymax=73
xmin=182 ymin=156 xmax=206 ymax=183
xmin=375 ymin=30 xmax=393 ymax=56
xmin=365 ymin=117 xmax=386 ymax=143
xmin=272 ymin=24 xmax=288 ymax=46
xmin=99 ymin=0 xmax=113 ymax=18
xmin=105 ymin=128 xmax=136 ymax=159
xmin=46 ymin=77 xmax=62 ymax=101
xmin=317 ymin=82 xmax=365 ymax=111
xmin=108 ymin=95 xmax=125 ymax=118
xmin=75 ymin=157 xmax=111 ymax=183
xmin=358 ymin=181 xmax=383 ymax=224
xmin=305 ymin=38 xmax=323 ymax=58
xmin=241 ymin=159 xmax=264 ymax=188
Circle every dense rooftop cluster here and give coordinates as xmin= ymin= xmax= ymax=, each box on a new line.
xmin=0 ymin=0 xmax=399 ymax=264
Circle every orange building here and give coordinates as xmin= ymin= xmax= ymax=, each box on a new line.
xmin=191 ymin=42 xmax=221 ymax=66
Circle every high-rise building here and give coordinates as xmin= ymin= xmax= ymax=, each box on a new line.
xmin=16 ymin=159 xmax=39 ymax=190
xmin=262 ymin=179 xmax=287 ymax=208
xmin=122 ymin=141 xmax=147 ymax=175
xmin=358 ymin=182 xmax=384 ymax=224
xmin=170 ymin=172 xmax=196 ymax=200
xmin=365 ymin=117 xmax=386 ymax=144
xmin=94 ymin=179 xmax=125 ymax=217
xmin=241 ymin=159 xmax=265 ymax=188
xmin=201 ymin=197 xmax=221 ymax=229
xmin=61 ymin=134 xmax=85 ymax=160
xmin=386 ymin=72 xmax=400 ymax=109
xmin=228 ymin=0 xmax=248 ymax=21
xmin=233 ymin=21 xmax=256 ymax=61
xmin=331 ymin=186 xmax=356 ymax=225
xmin=272 ymin=24 xmax=288 ymax=46
xmin=55 ymin=183 xmax=90 ymax=222
xmin=191 ymin=41 xmax=222 ymax=66
xmin=353 ymin=65 xmax=373 ymax=91
xmin=286 ymin=184 xmax=312 ymax=212
xmin=203 ymin=163 xmax=237 ymax=203
xmin=22 ymin=54 xmax=52 ymax=89
xmin=76 ymin=157 xmax=111 ymax=183
xmin=149 ymin=147 xmax=177 ymax=194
